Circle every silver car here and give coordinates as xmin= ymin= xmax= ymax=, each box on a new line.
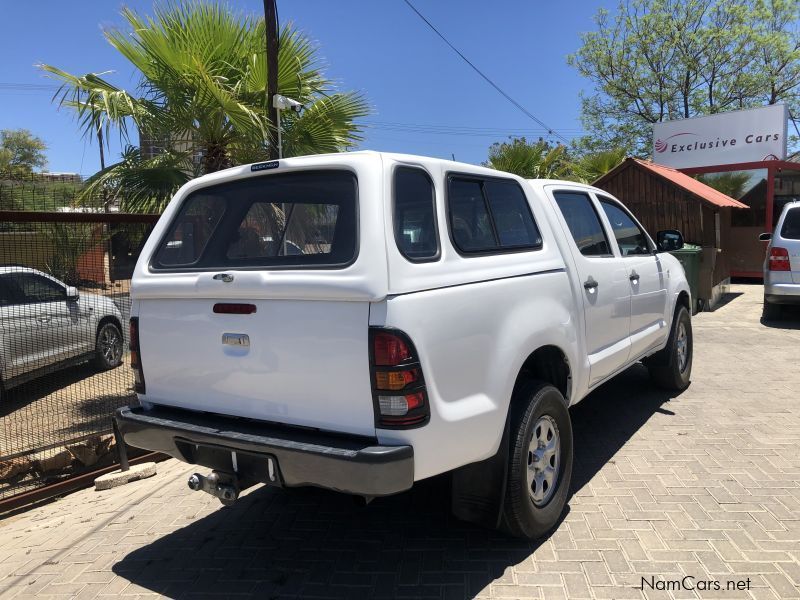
xmin=0 ymin=266 xmax=125 ymax=401
xmin=761 ymin=201 xmax=800 ymax=319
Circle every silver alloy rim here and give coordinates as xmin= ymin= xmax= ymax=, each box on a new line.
xmin=100 ymin=326 xmax=122 ymax=364
xmin=676 ymin=321 xmax=688 ymax=373
xmin=527 ymin=415 xmax=560 ymax=506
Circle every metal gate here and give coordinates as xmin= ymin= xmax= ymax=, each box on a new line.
xmin=0 ymin=210 xmax=158 ymax=504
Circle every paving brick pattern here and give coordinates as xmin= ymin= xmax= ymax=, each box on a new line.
xmin=0 ymin=284 xmax=798 ymax=599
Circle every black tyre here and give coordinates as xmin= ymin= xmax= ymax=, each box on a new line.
xmin=501 ymin=381 xmax=573 ymax=539
xmin=647 ymin=305 xmax=692 ymax=391
xmin=762 ymin=298 xmax=782 ymax=321
xmin=94 ymin=321 xmax=124 ymax=370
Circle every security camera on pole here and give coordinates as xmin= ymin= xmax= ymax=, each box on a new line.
xmin=272 ymin=94 xmax=304 ymax=159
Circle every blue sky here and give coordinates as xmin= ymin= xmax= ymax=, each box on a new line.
xmin=0 ymin=1 xmax=615 ymax=175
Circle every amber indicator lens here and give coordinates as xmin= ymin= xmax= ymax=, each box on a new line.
xmin=375 ymin=369 xmax=419 ymax=391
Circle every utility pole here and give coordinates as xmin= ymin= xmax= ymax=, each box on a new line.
xmin=97 ymin=126 xmax=109 ymax=212
xmin=97 ymin=127 xmax=105 ymax=171
xmin=264 ymin=0 xmax=279 ymax=160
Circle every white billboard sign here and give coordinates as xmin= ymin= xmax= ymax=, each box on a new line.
xmin=652 ymin=104 xmax=788 ymax=168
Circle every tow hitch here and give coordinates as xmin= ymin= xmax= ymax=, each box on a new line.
xmin=187 ymin=471 xmax=239 ymax=506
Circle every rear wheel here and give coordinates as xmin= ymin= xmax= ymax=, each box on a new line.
xmin=647 ymin=305 xmax=692 ymax=391
xmin=94 ymin=321 xmax=123 ymax=370
xmin=501 ymin=381 xmax=573 ymax=539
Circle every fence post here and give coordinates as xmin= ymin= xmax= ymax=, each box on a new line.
xmin=113 ymin=418 xmax=130 ymax=472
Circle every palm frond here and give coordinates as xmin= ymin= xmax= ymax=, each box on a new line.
xmin=78 ymin=146 xmax=193 ymax=213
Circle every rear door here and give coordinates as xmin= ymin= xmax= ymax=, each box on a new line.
xmin=135 ymin=168 xmax=380 ymax=437
xmin=596 ymin=196 xmax=669 ymax=358
xmin=549 ymin=189 xmax=632 ymax=385
xmin=778 ymin=206 xmax=800 ymax=283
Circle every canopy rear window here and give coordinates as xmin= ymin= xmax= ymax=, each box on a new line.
xmin=152 ymin=170 xmax=358 ymax=270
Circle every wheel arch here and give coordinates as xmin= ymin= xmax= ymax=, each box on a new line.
xmin=96 ymin=314 xmax=123 ymax=338
xmin=676 ymin=289 xmax=691 ymax=315
xmin=511 ymin=345 xmax=572 ymax=408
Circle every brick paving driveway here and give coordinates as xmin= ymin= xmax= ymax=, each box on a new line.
xmin=1 ymin=284 xmax=798 ymax=600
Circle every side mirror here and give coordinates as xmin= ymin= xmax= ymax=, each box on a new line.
xmin=65 ymin=286 xmax=79 ymax=301
xmin=758 ymin=232 xmax=772 ymax=242
xmin=656 ymin=229 xmax=684 ymax=252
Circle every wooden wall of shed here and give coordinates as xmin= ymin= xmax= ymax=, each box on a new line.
xmin=595 ymin=164 xmax=705 ymax=245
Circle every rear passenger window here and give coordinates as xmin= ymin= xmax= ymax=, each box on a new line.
xmin=448 ymin=176 xmax=542 ymax=254
xmin=394 ymin=167 xmax=439 ymax=261
xmin=552 ymin=191 xmax=612 ymax=257
xmin=780 ymin=207 xmax=800 ymax=240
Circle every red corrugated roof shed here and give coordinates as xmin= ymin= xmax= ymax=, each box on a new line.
xmin=618 ymin=158 xmax=748 ymax=209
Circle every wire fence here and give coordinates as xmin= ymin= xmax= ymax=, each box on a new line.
xmin=0 ymin=173 xmax=96 ymax=216
xmin=0 ymin=209 xmax=158 ymax=502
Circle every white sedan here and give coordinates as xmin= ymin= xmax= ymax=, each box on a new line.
xmin=0 ymin=266 xmax=125 ymax=401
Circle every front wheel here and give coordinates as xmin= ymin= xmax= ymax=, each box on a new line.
xmin=647 ymin=305 xmax=692 ymax=391
xmin=501 ymin=381 xmax=573 ymax=539
xmin=94 ymin=322 xmax=124 ymax=370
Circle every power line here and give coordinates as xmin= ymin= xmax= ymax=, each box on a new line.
xmin=362 ymin=120 xmax=584 ymax=138
xmin=401 ymin=0 xmax=570 ymax=145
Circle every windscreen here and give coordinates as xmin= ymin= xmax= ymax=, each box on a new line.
xmin=152 ymin=170 xmax=358 ymax=269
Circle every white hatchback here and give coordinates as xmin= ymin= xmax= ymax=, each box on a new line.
xmin=761 ymin=201 xmax=800 ymax=319
xmin=0 ymin=266 xmax=125 ymax=401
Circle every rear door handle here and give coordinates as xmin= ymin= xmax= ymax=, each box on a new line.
xmin=629 ymin=271 xmax=640 ymax=283
xmin=583 ymin=279 xmax=599 ymax=291
xmin=36 ymin=315 xmax=51 ymax=323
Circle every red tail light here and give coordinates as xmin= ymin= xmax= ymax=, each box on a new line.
xmin=373 ymin=332 xmax=412 ymax=365
xmin=769 ymin=247 xmax=790 ymax=271
xmin=129 ymin=318 xmax=146 ymax=394
xmin=370 ymin=328 xmax=429 ymax=428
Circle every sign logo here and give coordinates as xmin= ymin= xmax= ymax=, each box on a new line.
xmin=654 ymin=139 xmax=667 ymax=153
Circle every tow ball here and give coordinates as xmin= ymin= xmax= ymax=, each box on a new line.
xmin=187 ymin=471 xmax=239 ymax=506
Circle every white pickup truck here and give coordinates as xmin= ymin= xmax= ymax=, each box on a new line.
xmin=115 ymin=151 xmax=692 ymax=539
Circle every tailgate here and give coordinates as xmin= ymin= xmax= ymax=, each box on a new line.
xmin=138 ymin=298 xmax=376 ymax=436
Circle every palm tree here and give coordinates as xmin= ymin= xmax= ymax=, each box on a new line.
xmin=570 ymin=148 xmax=627 ymax=184
xmin=40 ymin=2 xmax=369 ymax=212
xmin=696 ymin=171 xmax=751 ymax=200
xmin=484 ymin=138 xmax=572 ymax=179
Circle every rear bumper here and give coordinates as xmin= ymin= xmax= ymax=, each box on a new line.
xmin=765 ymin=282 xmax=800 ymax=304
xmin=114 ymin=405 xmax=414 ymax=497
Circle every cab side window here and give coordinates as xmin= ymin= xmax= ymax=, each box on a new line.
xmin=598 ymin=198 xmax=652 ymax=256
xmin=394 ymin=167 xmax=439 ymax=261
xmin=447 ymin=176 xmax=542 ymax=254
xmin=0 ymin=276 xmax=22 ymax=307
xmin=4 ymin=273 xmax=66 ymax=304
xmin=552 ymin=191 xmax=612 ymax=257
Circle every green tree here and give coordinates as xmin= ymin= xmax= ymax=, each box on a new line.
xmin=0 ymin=129 xmax=48 ymax=177
xmin=484 ymin=138 xmax=573 ymax=179
xmin=569 ymin=0 xmax=800 ymax=154
xmin=39 ymin=2 xmax=369 ymax=212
